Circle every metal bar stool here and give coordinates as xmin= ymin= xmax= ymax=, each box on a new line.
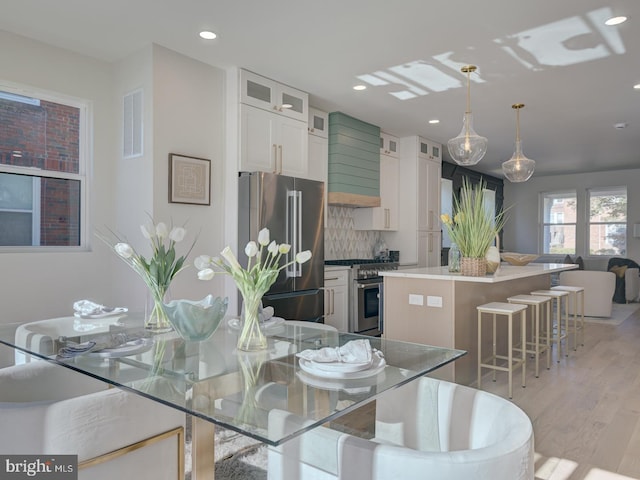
xmin=531 ymin=289 xmax=570 ymax=362
xmin=507 ymin=294 xmax=553 ymax=377
xmin=551 ymin=285 xmax=585 ymax=350
xmin=477 ymin=302 xmax=527 ymax=399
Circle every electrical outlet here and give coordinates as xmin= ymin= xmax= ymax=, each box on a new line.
xmin=427 ymin=296 xmax=443 ymax=307
xmin=408 ymin=294 xmax=424 ymax=306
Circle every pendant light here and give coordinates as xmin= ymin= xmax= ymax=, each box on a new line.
xmin=502 ymin=103 xmax=535 ymax=183
xmin=447 ymin=65 xmax=488 ymax=166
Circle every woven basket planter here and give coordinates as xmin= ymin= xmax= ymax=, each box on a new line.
xmin=461 ymin=257 xmax=487 ymax=277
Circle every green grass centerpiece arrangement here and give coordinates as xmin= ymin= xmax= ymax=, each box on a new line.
xmin=441 ymin=178 xmax=507 ymax=276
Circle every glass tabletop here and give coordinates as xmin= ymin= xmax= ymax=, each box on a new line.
xmin=0 ymin=314 xmax=465 ymax=446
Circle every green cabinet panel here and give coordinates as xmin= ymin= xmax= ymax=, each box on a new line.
xmin=328 ymin=112 xmax=381 ymax=201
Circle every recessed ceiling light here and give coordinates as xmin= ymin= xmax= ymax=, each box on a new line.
xmin=353 ymin=85 xmax=367 ymax=91
xmin=605 ymin=16 xmax=627 ymax=26
xmin=634 ymin=83 xmax=640 ymax=90
xmin=428 ymin=119 xmax=440 ymax=124
xmin=199 ymin=31 xmax=217 ymax=40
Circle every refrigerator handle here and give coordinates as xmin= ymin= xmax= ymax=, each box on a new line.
xmin=287 ymin=190 xmax=302 ymax=278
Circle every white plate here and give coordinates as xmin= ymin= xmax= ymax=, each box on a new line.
xmin=298 ymin=354 xmax=386 ymax=380
xmin=87 ymin=337 xmax=154 ymax=358
xmin=309 ymin=358 xmax=373 ymax=373
xmin=296 ymin=369 xmax=385 ymax=394
xmin=227 ymin=316 xmax=285 ymax=332
xmin=74 ymin=307 xmax=128 ymax=319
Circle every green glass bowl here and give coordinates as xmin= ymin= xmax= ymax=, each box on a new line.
xmin=164 ymin=295 xmax=228 ymax=341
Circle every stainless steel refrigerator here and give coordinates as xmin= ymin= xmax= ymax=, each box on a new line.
xmin=238 ymin=172 xmax=324 ymax=322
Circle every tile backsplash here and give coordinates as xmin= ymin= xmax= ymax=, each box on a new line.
xmin=325 ymin=206 xmax=382 ymax=260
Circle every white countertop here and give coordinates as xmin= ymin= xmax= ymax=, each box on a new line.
xmin=381 ymin=263 xmax=577 ymax=283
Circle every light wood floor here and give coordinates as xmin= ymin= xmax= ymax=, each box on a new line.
xmin=482 ymin=307 xmax=640 ymax=480
xmin=333 ymin=307 xmax=640 ymax=480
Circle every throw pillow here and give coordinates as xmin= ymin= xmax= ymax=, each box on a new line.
xmin=609 ymin=265 xmax=628 ymax=278
xmin=563 ymin=254 xmax=573 ymax=265
xmin=575 ymin=256 xmax=585 ymax=270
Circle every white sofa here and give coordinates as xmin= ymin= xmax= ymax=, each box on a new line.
xmin=0 ymin=361 xmax=185 ymax=480
xmin=558 ymin=270 xmax=616 ymax=317
xmin=268 ymin=377 xmax=534 ymax=480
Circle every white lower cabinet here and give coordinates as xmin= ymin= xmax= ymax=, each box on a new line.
xmin=324 ymin=268 xmax=349 ymax=332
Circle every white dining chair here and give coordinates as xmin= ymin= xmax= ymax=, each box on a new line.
xmin=268 ymin=376 xmax=534 ymax=480
xmin=0 ymin=360 xmax=185 ymax=480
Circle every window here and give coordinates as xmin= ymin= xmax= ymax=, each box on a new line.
xmin=541 ymin=191 xmax=576 ymax=254
xmin=588 ymin=187 xmax=626 ymax=256
xmin=0 ymin=86 xmax=88 ymax=248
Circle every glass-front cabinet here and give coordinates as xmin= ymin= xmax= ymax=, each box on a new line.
xmin=380 ymin=132 xmax=399 ymax=158
xmin=240 ymin=69 xmax=308 ymax=122
xmin=308 ymin=108 xmax=328 ymax=138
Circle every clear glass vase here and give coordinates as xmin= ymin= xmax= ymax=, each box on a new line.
xmin=237 ymin=289 xmax=268 ymax=351
xmin=145 ymin=287 xmax=173 ymax=333
xmin=448 ymin=243 xmax=461 ymax=272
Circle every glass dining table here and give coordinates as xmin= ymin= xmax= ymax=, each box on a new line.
xmin=0 ymin=313 xmax=466 ymax=479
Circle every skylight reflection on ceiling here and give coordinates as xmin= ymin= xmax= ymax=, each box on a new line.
xmin=357 ymin=6 xmax=626 ymax=101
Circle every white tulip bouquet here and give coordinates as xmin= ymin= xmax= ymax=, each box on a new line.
xmin=195 ymin=227 xmax=311 ymax=350
xmin=99 ymin=218 xmax=195 ymax=330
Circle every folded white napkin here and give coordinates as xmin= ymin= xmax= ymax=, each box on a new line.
xmin=73 ymin=300 xmax=103 ymax=315
xmin=56 ymin=332 xmax=146 ymax=359
xmin=260 ymin=306 xmax=274 ymax=323
xmin=73 ymin=299 xmax=126 ymax=317
xmin=297 ymin=339 xmax=373 ymax=364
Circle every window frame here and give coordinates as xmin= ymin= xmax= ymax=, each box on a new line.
xmin=587 ymin=186 xmax=627 ymax=257
xmin=0 ymin=81 xmax=91 ymax=252
xmin=539 ymin=190 xmax=577 ymax=255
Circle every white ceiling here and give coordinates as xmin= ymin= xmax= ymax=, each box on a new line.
xmin=2 ymin=0 xmax=640 ymax=179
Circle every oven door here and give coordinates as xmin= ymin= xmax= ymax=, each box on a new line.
xmin=354 ymin=277 xmax=382 ymax=336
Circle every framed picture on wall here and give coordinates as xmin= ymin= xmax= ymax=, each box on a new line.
xmin=168 ymin=153 xmax=211 ymax=205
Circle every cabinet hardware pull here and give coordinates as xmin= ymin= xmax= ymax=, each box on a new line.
xmin=325 ymin=277 xmax=339 ymax=281
xmin=272 ymin=144 xmax=278 ymax=173
xmin=330 ymin=288 xmax=335 ymax=315
xmin=278 ymin=145 xmax=283 ymax=173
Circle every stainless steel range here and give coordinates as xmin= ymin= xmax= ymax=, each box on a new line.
xmin=324 ymin=259 xmax=399 ymax=336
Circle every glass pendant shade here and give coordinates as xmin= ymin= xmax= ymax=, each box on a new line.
xmin=447 ymin=65 xmax=487 ymax=166
xmin=447 ymin=112 xmax=488 ymax=166
xmin=502 ymin=103 xmax=535 ymax=183
xmin=502 ymin=140 xmax=535 ymax=182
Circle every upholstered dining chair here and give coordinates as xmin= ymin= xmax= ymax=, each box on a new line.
xmin=268 ymin=376 xmax=534 ymax=480
xmin=0 ymin=360 xmax=185 ymax=480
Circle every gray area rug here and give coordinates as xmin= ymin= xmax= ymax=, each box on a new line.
xmin=583 ymin=302 xmax=640 ymax=326
xmin=184 ymin=424 xmax=267 ymax=480
xmin=213 ymin=428 xmax=267 ymax=480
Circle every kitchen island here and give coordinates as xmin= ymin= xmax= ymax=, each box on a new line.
xmin=381 ymin=263 xmax=577 ymax=385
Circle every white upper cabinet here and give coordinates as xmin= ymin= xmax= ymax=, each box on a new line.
xmin=418 ymin=137 xmax=441 ymax=162
xmin=308 ymin=108 xmax=328 ymax=138
xmin=238 ymin=69 xmax=309 ymax=176
xmin=240 ymin=104 xmax=308 ymax=177
xmin=380 ymin=132 xmax=400 ymax=158
xmin=240 ymin=69 xmax=308 ymax=122
xmin=417 ymin=156 xmax=442 ymax=231
xmin=353 ymin=155 xmax=399 ymax=231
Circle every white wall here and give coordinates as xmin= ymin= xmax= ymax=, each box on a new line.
xmin=150 ymin=45 xmax=226 ymax=303
xmin=0 ymin=32 xmax=228 ymax=324
xmin=0 ymin=31 xmax=115 ymax=323
xmin=503 ymin=168 xmax=640 ymax=270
